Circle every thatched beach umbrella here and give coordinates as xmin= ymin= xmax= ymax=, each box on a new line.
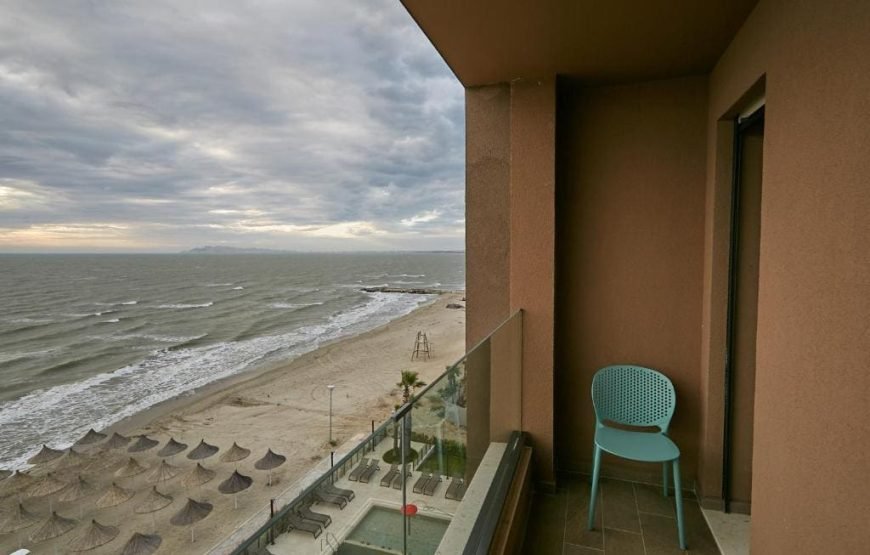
xmin=29 ymin=510 xmax=77 ymax=543
xmin=2 ymin=470 xmax=33 ymax=500
xmin=28 ymin=444 xmax=64 ymax=465
xmin=181 ymin=463 xmax=215 ymax=489
xmin=128 ymin=435 xmax=159 ymax=453
xmin=104 ymin=432 xmax=131 ymax=449
xmin=58 ymin=447 xmax=88 ymax=468
xmin=74 ymin=428 xmax=107 ymax=447
xmin=114 ymin=457 xmax=146 ymax=478
xmin=27 ymin=472 xmax=67 ymax=498
xmin=170 ymin=498 xmax=212 ymax=542
xmin=0 ymin=502 xmax=40 ymax=533
xmin=157 ymin=437 xmax=187 ymax=458
xmin=0 ymin=502 xmax=40 ymax=550
xmin=147 ymin=459 xmax=180 ymax=484
xmin=218 ymin=470 xmax=253 ymax=509
xmin=58 ymin=475 xmax=97 ymax=518
xmin=186 ymin=439 xmax=219 ymax=460
xmin=135 ymin=486 xmax=173 ymax=531
xmin=69 ymin=519 xmax=119 ymax=551
xmin=0 ymin=469 xmax=11 ymax=481
xmin=254 ymin=449 xmax=286 ymax=486
xmin=120 ymin=532 xmax=162 ymax=555
xmin=220 ymin=442 xmax=251 ymax=463
xmin=95 ymin=483 xmax=134 ymax=509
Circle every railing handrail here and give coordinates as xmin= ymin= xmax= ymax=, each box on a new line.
xmin=229 ymin=418 xmax=392 ymax=554
xmin=393 ymin=309 xmax=522 ymax=420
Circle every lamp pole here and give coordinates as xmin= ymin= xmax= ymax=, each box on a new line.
xmin=327 ymin=384 xmax=335 ymax=444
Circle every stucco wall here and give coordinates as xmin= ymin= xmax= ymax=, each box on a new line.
xmin=466 ymin=84 xmax=511 ymax=347
xmin=554 ymin=76 xmax=708 ymax=483
xmin=701 ymin=0 xmax=870 ymax=551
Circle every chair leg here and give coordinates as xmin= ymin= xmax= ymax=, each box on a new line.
xmin=673 ymin=458 xmax=686 ymax=550
xmin=587 ymin=445 xmax=602 ymax=530
xmin=662 ymin=461 xmax=669 ymax=497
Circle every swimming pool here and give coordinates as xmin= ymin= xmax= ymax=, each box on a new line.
xmin=336 ymin=506 xmax=450 ymax=555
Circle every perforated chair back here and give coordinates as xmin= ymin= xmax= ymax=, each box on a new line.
xmin=591 ymin=365 xmax=676 ymax=433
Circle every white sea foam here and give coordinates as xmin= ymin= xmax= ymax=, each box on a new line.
xmin=203 ymin=283 xmax=233 ymax=287
xmin=156 ymin=302 xmax=214 ymax=309
xmin=119 ymin=301 xmax=138 ymax=305
xmin=270 ymin=301 xmax=325 ymax=310
xmin=0 ymin=291 xmax=433 ymax=469
xmin=232 ymin=286 xmax=244 ymax=290
xmin=100 ymin=318 xmax=121 ymax=323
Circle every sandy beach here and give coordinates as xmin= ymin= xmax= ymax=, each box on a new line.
xmin=0 ymin=293 xmax=465 ymax=554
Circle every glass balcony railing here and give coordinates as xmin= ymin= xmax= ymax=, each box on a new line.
xmin=228 ymin=310 xmax=523 ymax=555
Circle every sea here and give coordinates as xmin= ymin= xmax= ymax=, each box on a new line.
xmin=0 ymin=252 xmax=464 ymax=470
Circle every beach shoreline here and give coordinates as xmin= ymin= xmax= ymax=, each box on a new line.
xmin=0 ymin=291 xmax=466 ymax=555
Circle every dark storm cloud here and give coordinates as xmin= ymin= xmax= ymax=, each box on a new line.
xmin=0 ymin=0 xmax=464 ymax=251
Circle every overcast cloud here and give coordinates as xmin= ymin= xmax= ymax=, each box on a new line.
xmin=0 ymin=0 xmax=464 ymax=252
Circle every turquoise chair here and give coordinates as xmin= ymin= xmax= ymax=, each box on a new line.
xmin=587 ymin=365 xmax=686 ymax=550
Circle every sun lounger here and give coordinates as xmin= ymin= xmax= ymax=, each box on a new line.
xmin=413 ymin=473 xmax=432 ymax=494
xmin=445 ymin=477 xmax=466 ymax=500
xmin=392 ymin=467 xmax=412 ymax=489
xmin=314 ymin=489 xmax=347 ymax=509
xmin=297 ymin=504 xmax=331 ymax=528
xmin=287 ymin=514 xmax=322 ymax=538
xmin=423 ymin=474 xmax=442 ymax=496
xmin=358 ymin=460 xmax=380 ymax=484
xmin=348 ymin=458 xmax=369 ymax=482
xmin=324 ymin=482 xmax=355 ymax=501
xmin=380 ymin=464 xmax=399 ymax=487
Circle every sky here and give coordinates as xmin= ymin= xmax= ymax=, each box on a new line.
xmin=0 ymin=0 xmax=464 ymax=253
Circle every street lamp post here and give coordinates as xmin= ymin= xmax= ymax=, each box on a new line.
xmin=327 ymin=384 xmax=335 ymax=444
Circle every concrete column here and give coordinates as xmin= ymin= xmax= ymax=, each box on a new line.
xmin=509 ymin=78 xmax=556 ymax=485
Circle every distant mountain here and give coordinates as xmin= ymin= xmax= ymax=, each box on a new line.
xmin=182 ymin=246 xmax=287 ymax=254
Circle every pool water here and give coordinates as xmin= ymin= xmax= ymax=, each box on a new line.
xmin=336 ymin=506 xmax=450 ymax=555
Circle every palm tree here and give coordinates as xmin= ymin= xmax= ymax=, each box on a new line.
xmin=397 ymin=370 xmax=427 ymax=405
xmin=393 ymin=371 xmax=427 ymax=457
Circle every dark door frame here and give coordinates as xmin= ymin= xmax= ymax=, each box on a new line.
xmin=722 ymin=105 xmax=765 ymax=513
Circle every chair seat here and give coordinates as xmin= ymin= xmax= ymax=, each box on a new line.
xmin=595 ymin=426 xmax=680 ymax=463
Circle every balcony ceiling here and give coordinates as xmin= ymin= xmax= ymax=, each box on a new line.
xmin=400 ymin=0 xmax=758 ymax=87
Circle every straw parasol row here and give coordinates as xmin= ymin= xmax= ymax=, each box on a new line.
xmin=121 ymin=532 xmax=162 ymax=555
xmin=171 ymin=498 xmax=213 ymax=542
xmin=69 ymin=519 xmax=119 ymax=552
xmin=218 ymin=470 xmax=253 ymax=509
xmin=187 ymin=439 xmax=219 ymax=460
xmin=255 ymin=449 xmax=286 ymax=486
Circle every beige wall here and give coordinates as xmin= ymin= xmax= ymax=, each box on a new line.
xmin=554 ymin=76 xmax=708 ymax=483
xmin=700 ymin=0 xmax=870 ymax=551
xmin=466 ymin=80 xmax=557 ymax=484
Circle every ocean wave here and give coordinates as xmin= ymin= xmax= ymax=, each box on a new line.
xmin=119 ymin=301 xmax=138 ymax=305
xmin=0 ymin=291 xmax=433 ymax=469
xmin=270 ymin=301 xmax=325 ymax=310
xmin=156 ymin=302 xmax=214 ymax=309
xmin=203 ymin=283 xmax=233 ymax=287
xmin=232 ymin=286 xmax=244 ymax=290
xmin=100 ymin=318 xmax=121 ymax=323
